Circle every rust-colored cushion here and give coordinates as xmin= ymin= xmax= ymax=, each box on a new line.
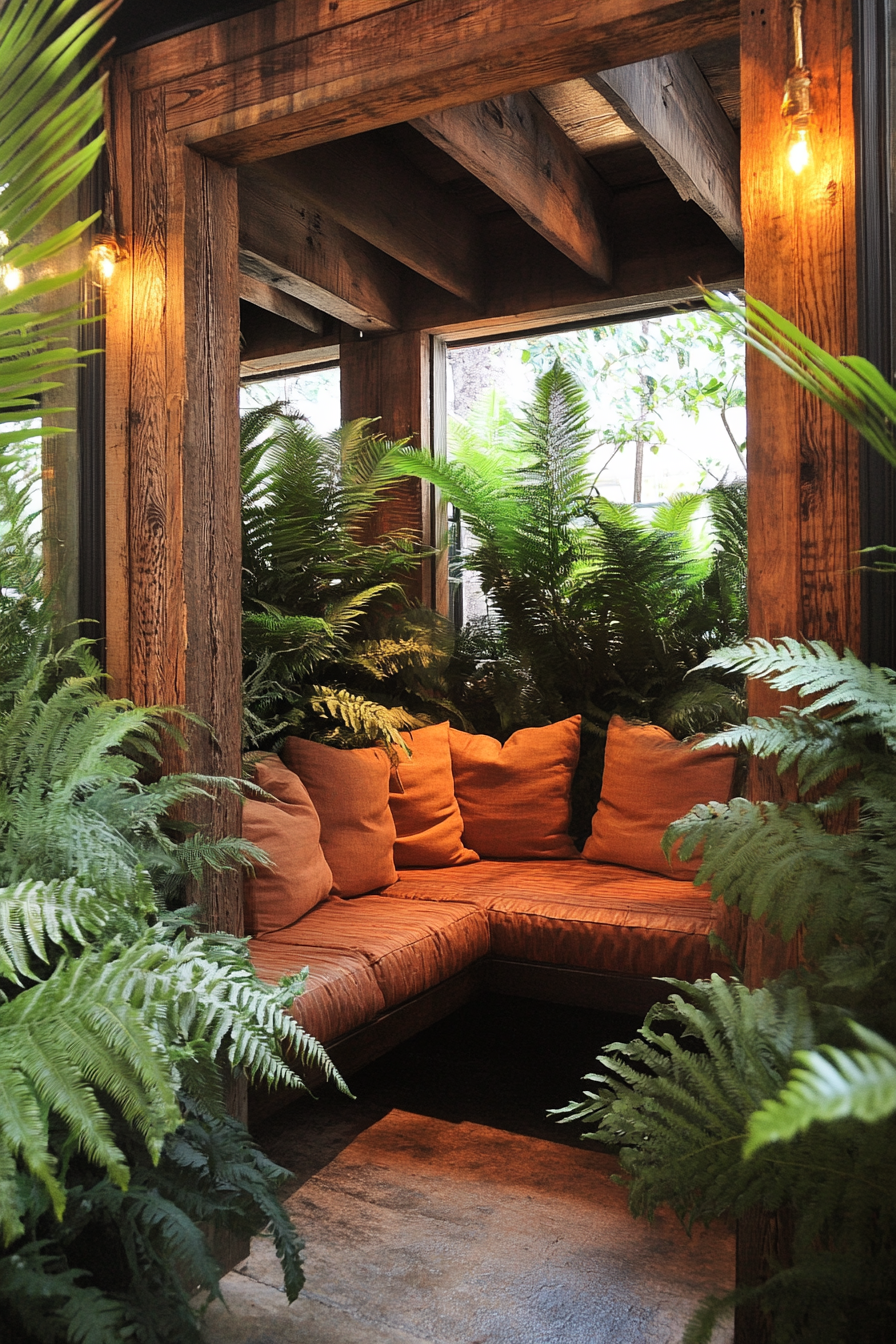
xmin=583 ymin=715 xmax=737 ymax=879
xmin=248 ymin=941 xmax=385 ymax=1044
xmin=448 ymin=717 xmax=581 ymax=859
xmin=281 ymin=737 xmax=397 ymax=898
xmin=259 ymin=894 xmax=489 ymax=1009
xmin=390 ymin=721 xmax=479 ymax=868
xmin=382 ymin=858 xmax=733 ymax=981
xmin=241 ymin=754 xmax=333 ymax=935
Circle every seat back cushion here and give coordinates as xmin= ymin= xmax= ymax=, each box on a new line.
xmin=449 ymin=716 xmax=581 ymax=859
xmin=390 ymin=721 xmax=479 ymax=868
xmin=241 ymin=775 xmax=333 ymax=936
xmin=281 ymin=737 xmax=397 ymax=897
xmin=583 ymin=715 xmax=737 ymax=879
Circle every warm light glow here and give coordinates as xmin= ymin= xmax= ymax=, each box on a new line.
xmin=2 ymin=264 xmax=23 ymax=292
xmin=788 ymin=127 xmax=810 ymax=174
xmin=0 ymin=229 xmax=9 ymax=248
xmin=89 ymin=236 xmax=124 ymax=285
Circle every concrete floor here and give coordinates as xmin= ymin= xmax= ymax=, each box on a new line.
xmin=202 ymin=996 xmax=735 ymax=1344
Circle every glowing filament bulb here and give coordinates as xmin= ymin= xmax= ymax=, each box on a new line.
xmin=89 ymin=238 xmax=121 ymax=284
xmin=788 ymin=126 xmax=810 ymax=174
xmin=2 ymin=264 xmax=22 ymax=292
xmin=0 ymin=229 xmax=9 ymax=248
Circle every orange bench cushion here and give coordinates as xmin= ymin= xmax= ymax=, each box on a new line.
xmin=383 ymin=859 xmax=731 ymax=981
xmin=248 ymin=941 xmax=385 ymax=1044
xmin=258 ymin=894 xmax=489 ymax=1009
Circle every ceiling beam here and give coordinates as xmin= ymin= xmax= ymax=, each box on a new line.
xmin=413 ymin=93 xmax=613 ymax=284
xmin=239 ymin=162 xmax=404 ymax=331
xmin=274 ymin=140 xmax=483 ymax=304
xmin=238 ymin=271 xmax=323 ymax=334
xmin=148 ymin=0 xmax=741 ymax=162
xmin=590 ymin=52 xmax=743 ymax=250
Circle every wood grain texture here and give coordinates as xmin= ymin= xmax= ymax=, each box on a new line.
xmin=340 ymin=329 xmax=435 ymax=606
xmin=128 ymin=88 xmax=187 ymax=712
xmin=239 ymin=302 xmax=340 ymax=369
xmin=179 ymin=147 xmax=244 ymax=937
xmin=278 ymin=138 xmax=483 ymax=302
xmin=414 ymin=92 xmax=612 ymax=282
xmin=533 ymin=78 xmax=639 ymax=156
xmin=103 ymin=67 xmax=134 ymax=699
xmin=591 ymin=52 xmax=743 ymax=249
xmin=239 ymin=160 xmax=403 ymax=329
xmin=238 ymin=270 xmax=324 ymax=333
xmin=742 ymin=0 xmax=859 ymax=804
xmin=167 ymin=0 xmax=741 ymax=163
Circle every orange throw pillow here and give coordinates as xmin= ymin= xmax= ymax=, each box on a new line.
xmin=389 ymin=722 xmax=479 ymax=868
xmin=241 ymin=756 xmax=333 ymax=935
xmin=449 ymin=717 xmax=581 ymax=859
xmin=583 ymin=715 xmax=737 ymax=879
xmin=281 ymin=737 xmax=397 ymax=897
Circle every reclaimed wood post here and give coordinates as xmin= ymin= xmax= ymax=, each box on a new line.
xmin=104 ymin=73 xmax=244 ymax=942
xmin=340 ymin=328 xmax=449 ymax=613
xmin=738 ymin=0 xmax=858 ymax=1336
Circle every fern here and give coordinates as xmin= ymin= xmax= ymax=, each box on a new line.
xmin=240 ymin=406 xmax=459 ymax=749
xmin=745 ymin=1022 xmax=896 ymax=1154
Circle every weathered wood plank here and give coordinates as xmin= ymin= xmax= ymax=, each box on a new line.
xmin=127 ymin=87 xmax=187 ymax=711
xmin=238 ymin=270 xmax=324 ymax=333
xmin=273 ymin=138 xmax=483 ymax=302
xmin=103 ymin=71 xmax=134 ymax=700
xmin=340 ymin=330 xmax=441 ymax=607
xmin=239 ymin=303 xmax=340 ymax=371
xmin=414 ymin=93 xmax=612 ymax=283
xmin=591 ymin=52 xmax=743 ymax=249
xmin=164 ymin=0 xmax=740 ymax=162
xmin=239 ymin=160 xmax=404 ymax=330
xmin=123 ymin=0 xmax=411 ymax=90
xmin=179 ymin=145 xmax=244 ymax=937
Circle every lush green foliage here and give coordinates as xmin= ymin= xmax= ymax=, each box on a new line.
xmin=395 ymin=361 xmax=747 ymax=835
xmin=241 ymin=405 xmax=458 ymax=752
xmin=562 ymin=638 xmax=896 ymax=1341
xmin=0 ymin=640 xmax=343 ymax=1339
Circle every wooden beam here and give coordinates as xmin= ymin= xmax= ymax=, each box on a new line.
xmin=149 ymin=0 xmax=740 ymax=163
xmin=276 ymin=139 xmax=482 ymax=303
xmin=238 ymin=271 xmax=323 ymax=333
xmin=402 ymin=179 xmax=743 ymax=338
xmin=239 ymin=303 xmax=340 ymax=376
xmin=590 ymin=52 xmax=743 ymax=249
xmin=238 ymin=161 xmax=403 ymax=330
xmin=413 ymin=93 xmax=612 ymax=283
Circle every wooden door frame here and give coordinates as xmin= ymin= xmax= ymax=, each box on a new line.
xmin=103 ymin=0 xmax=860 ymax=940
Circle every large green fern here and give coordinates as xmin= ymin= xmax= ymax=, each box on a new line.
xmin=241 ymin=405 xmax=457 ymax=750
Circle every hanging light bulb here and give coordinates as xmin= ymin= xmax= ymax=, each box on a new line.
xmin=782 ymin=1 xmax=813 ymax=175
xmin=88 ymin=235 xmax=125 ymax=285
xmin=2 ymin=263 xmax=23 ymax=292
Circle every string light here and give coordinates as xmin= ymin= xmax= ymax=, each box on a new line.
xmin=782 ymin=1 xmax=812 ymax=175
xmin=2 ymin=263 xmax=22 ymax=292
xmin=88 ymin=235 xmax=125 ymax=285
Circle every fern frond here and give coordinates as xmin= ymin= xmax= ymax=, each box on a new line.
xmin=744 ymin=1022 xmax=896 ymax=1155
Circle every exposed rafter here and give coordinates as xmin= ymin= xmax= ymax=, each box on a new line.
xmin=239 ymin=161 xmax=403 ymax=330
xmin=590 ymin=52 xmax=743 ymax=250
xmin=238 ymin=271 xmax=323 ymax=333
xmin=413 ymin=92 xmax=612 ymax=284
xmin=275 ymin=139 xmax=483 ymax=304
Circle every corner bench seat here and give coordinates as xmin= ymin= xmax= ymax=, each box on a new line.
xmin=247 ymin=860 xmax=730 ymax=1063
